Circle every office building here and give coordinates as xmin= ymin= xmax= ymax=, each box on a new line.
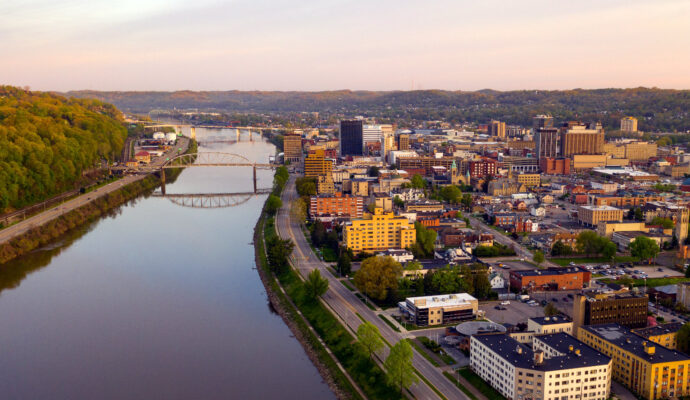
xmin=396 ymin=156 xmax=456 ymax=175
xmin=632 ymin=323 xmax=683 ymax=350
xmin=471 ymin=332 xmax=612 ymax=400
xmin=397 ymin=134 xmax=410 ymax=151
xmin=678 ymin=282 xmax=690 ymax=310
xmin=621 ymin=116 xmax=638 ymax=133
xmin=283 ymin=133 xmax=302 ymax=163
xmin=467 ymin=159 xmax=497 ymax=178
xmin=539 ymin=157 xmax=571 ymax=175
xmin=579 ymin=324 xmax=690 ymax=399
xmin=533 ymin=114 xmax=554 ymax=132
xmin=309 ymin=193 xmax=364 ymax=220
xmin=572 ymin=291 xmax=648 ymax=331
xmin=527 ymin=316 xmax=574 ymax=335
xmin=561 ymin=123 xmax=605 ymax=157
xmin=399 ymin=293 xmax=477 ymax=327
xmin=577 ymin=205 xmax=623 ymax=226
xmin=535 ymin=128 xmax=560 ymax=159
xmin=517 ymin=174 xmax=540 ymax=187
xmin=488 ymin=120 xmax=506 ymax=139
xmin=509 ymin=267 xmax=590 ymax=292
xmin=343 ymin=208 xmax=416 ymax=253
xmin=339 ymin=119 xmax=364 ymax=156
xmin=316 ymin=174 xmax=336 ymax=195
xmin=304 ymin=149 xmax=333 ymax=177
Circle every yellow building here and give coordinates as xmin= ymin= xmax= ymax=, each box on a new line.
xmin=621 ymin=116 xmax=639 ymax=133
xmin=632 ymin=323 xmax=683 ymax=350
xmin=304 ymin=150 xmax=333 ymax=177
xmin=344 ymin=208 xmax=416 ymax=252
xmin=283 ymin=133 xmax=302 ymax=163
xmin=597 ymin=221 xmax=648 ymax=238
xmin=579 ymin=324 xmax=690 ymax=400
xmin=350 ymin=179 xmax=370 ymax=196
xmin=603 ymin=143 xmax=626 ymax=158
xmin=578 ymin=205 xmax=624 ymax=226
xmin=316 ymin=175 xmax=335 ymax=195
xmin=572 ymin=154 xmax=629 ymax=170
xmin=625 ymin=142 xmax=657 ymax=161
xmin=516 ymin=173 xmax=540 ymax=187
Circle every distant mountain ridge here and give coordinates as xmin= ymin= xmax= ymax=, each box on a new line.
xmin=65 ymin=88 xmax=690 ymax=132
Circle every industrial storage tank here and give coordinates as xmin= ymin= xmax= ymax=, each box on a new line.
xmin=152 ymin=132 xmax=165 ymax=140
xmin=165 ymin=132 xmax=177 ymax=144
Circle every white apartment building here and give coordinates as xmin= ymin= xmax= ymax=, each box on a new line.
xmin=471 ymin=333 xmax=612 ymax=400
xmin=527 ymin=316 xmax=573 ymax=335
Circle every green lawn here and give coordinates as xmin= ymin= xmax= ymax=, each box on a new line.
xmin=549 ymin=256 xmax=638 ymax=266
xmin=320 ymin=246 xmax=338 ymax=262
xmin=406 ymin=339 xmax=440 ymax=367
xmin=459 ymin=368 xmax=506 ymax=400
xmin=443 ymin=372 xmax=478 ymax=400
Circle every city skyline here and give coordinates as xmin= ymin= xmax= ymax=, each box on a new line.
xmin=1 ymin=0 xmax=689 ymax=91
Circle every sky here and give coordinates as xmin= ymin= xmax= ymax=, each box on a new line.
xmin=1 ymin=0 xmax=689 ymax=91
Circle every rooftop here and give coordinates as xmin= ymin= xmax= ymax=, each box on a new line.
xmin=632 ymin=322 xmax=683 ymax=339
xmin=529 ymin=316 xmax=572 ymax=326
xmin=582 ymin=324 xmax=690 ymax=363
xmin=406 ymin=293 xmax=476 ymax=309
xmin=511 ymin=267 xmax=584 ymax=277
xmin=579 ymin=205 xmax=622 ymax=211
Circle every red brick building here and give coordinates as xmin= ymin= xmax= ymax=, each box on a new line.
xmin=468 ymin=159 xmax=497 ymax=179
xmin=509 ymin=268 xmax=591 ymax=291
xmin=309 ymin=193 xmax=364 ymax=220
xmin=540 ymin=157 xmax=571 ymax=175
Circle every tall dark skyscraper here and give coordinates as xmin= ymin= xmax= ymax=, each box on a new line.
xmin=339 ymin=119 xmax=363 ymax=156
xmin=533 ymin=115 xmax=554 ymax=132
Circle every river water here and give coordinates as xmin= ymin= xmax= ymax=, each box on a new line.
xmin=0 ymin=127 xmax=334 ymax=400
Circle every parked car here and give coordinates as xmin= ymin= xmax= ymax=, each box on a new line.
xmin=500 ymin=301 xmax=510 ymax=305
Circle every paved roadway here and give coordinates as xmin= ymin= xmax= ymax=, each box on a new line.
xmin=276 ymin=176 xmax=470 ymax=400
xmin=0 ymin=138 xmax=189 ymax=245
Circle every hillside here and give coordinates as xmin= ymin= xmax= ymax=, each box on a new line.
xmin=0 ymin=86 xmax=127 ymax=213
xmin=66 ymin=88 xmax=690 ymax=132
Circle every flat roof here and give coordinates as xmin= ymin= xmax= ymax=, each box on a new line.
xmin=632 ymin=322 xmax=683 ymax=339
xmin=512 ymin=267 xmax=584 ymax=277
xmin=530 ymin=316 xmax=572 ymax=326
xmin=406 ymin=293 xmax=476 ymax=309
xmin=579 ymin=205 xmax=622 ymax=211
xmin=473 ymin=333 xmax=610 ymax=371
xmin=582 ymin=324 xmax=690 ymax=363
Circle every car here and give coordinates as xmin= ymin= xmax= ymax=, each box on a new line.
xmin=494 ymin=305 xmax=502 ymax=310
xmin=567 ymin=294 xmax=574 ymax=298
xmin=500 ymin=301 xmax=510 ymax=305
xmin=658 ymin=268 xmax=664 ymax=272
xmin=552 ymin=298 xmax=558 ymax=302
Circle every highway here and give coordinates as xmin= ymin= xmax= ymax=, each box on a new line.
xmin=0 ymin=138 xmax=189 ymax=246
xmin=276 ymin=176 xmax=470 ymax=400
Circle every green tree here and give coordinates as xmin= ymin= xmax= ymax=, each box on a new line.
xmin=533 ymin=250 xmax=545 ymax=266
xmin=393 ymin=196 xmax=405 ymax=208
xmin=439 ymin=185 xmax=462 ymax=204
xmin=472 ymin=266 xmax=491 ymax=299
xmin=629 ymin=236 xmax=660 ymax=264
xmin=304 ymin=269 xmax=329 ymax=301
xmin=356 ymin=321 xmax=384 ymax=359
xmin=544 ymin=302 xmax=559 ymax=317
xmin=354 ymin=256 xmax=403 ymax=301
xmin=410 ymin=174 xmax=427 ymax=189
xmin=678 ymin=323 xmax=690 ymax=354
xmin=337 ymin=251 xmax=352 ymax=276
xmin=311 ymin=220 xmax=327 ymax=247
xmin=291 ymin=197 xmax=307 ymax=221
xmin=295 ymin=177 xmax=317 ymax=196
xmin=602 ymin=241 xmax=617 ymax=261
xmin=367 ymin=166 xmax=380 ymax=177
xmin=411 ymin=222 xmax=437 ymax=258
xmin=651 ymin=217 xmax=675 ymax=229
xmin=551 ymin=240 xmax=573 ymax=256
xmin=461 ymin=193 xmax=473 ymax=209
xmin=384 ymin=340 xmax=418 ymax=394
xmin=685 ymin=264 xmax=690 ymax=278
xmin=266 ymin=237 xmax=294 ymax=274
xmin=265 ymin=194 xmax=282 ymax=215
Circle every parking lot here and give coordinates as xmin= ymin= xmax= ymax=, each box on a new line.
xmin=481 ymin=299 xmax=545 ymax=325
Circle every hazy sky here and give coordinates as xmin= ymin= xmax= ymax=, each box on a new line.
xmin=1 ymin=0 xmax=689 ymax=91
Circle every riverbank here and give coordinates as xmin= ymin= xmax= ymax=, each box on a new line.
xmin=0 ymin=141 xmax=196 ymax=265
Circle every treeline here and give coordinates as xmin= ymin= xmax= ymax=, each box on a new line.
xmin=67 ymin=88 xmax=690 ymax=132
xmin=0 ymin=86 xmax=127 ymax=213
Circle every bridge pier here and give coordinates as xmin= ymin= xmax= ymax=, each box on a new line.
xmin=236 ymin=128 xmax=240 ymax=141
xmin=253 ymin=165 xmax=257 ymax=193
xmin=249 ymin=129 xmax=253 ymax=142
xmin=160 ymin=169 xmax=166 ymax=195
xmin=191 ymin=127 xmax=196 ymax=140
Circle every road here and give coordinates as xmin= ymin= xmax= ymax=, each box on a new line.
xmin=0 ymin=138 xmax=189 ymax=245
xmin=276 ymin=176 xmax=470 ymax=400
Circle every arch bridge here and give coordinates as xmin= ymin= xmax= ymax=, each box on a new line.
xmin=157 ymin=152 xmax=276 ymax=194
xmin=152 ymin=190 xmax=272 ymax=208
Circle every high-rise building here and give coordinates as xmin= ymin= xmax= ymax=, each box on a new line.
xmin=397 ymin=134 xmax=410 ymax=151
xmin=560 ymin=123 xmax=605 ymax=157
xmin=382 ymin=129 xmax=396 ymax=162
xmin=283 ymin=133 xmax=302 ymax=163
xmin=343 ymin=208 xmax=416 ymax=252
xmin=339 ymin=119 xmax=364 ymax=157
xmin=535 ymin=128 xmax=560 ymax=158
xmin=304 ymin=149 xmax=333 ymax=177
xmin=621 ymin=116 xmax=638 ymax=133
xmin=363 ymin=124 xmax=382 ymax=146
xmin=533 ymin=114 xmax=554 ymax=132
xmin=487 ymin=120 xmax=506 ymax=139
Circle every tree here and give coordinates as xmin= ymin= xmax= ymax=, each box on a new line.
xmin=337 ymin=251 xmax=352 ymax=276
xmin=266 ymin=237 xmax=294 ymax=274
xmin=311 ymin=220 xmax=327 ymax=247
xmin=602 ymin=241 xmax=617 ymax=261
xmin=461 ymin=193 xmax=473 ymax=209
xmin=367 ymin=166 xmax=380 ymax=177
xmin=618 ymin=274 xmax=634 ymax=289
xmin=544 ymin=302 xmax=559 ymax=317
xmin=304 ymin=269 xmax=329 ymax=301
xmin=629 ymin=236 xmax=660 ymax=264
xmin=356 ymin=322 xmax=384 ymax=359
xmin=384 ymin=340 xmax=418 ymax=394
xmin=685 ymin=264 xmax=690 ymax=278
xmin=295 ymin=177 xmax=317 ymax=196
xmin=410 ymin=174 xmax=427 ymax=189
xmin=634 ymin=207 xmax=644 ymax=221
xmin=472 ymin=267 xmax=491 ymax=299
xmin=533 ymin=250 xmax=545 ymax=266
xmin=651 ymin=216 xmax=675 ymax=229
xmin=393 ymin=196 xmax=405 ymax=208
xmin=576 ymin=231 xmax=603 ymax=256
xmin=291 ymin=197 xmax=307 ymax=221
xmin=439 ymin=185 xmax=462 ymax=204
xmin=354 ymin=256 xmax=403 ymax=301
xmin=411 ymin=222 xmax=437 ymax=258
xmin=677 ymin=323 xmax=690 ymax=354
xmin=265 ymin=195 xmax=282 ymax=215
xmin=551 ymin=240 xmax=573 ymax=256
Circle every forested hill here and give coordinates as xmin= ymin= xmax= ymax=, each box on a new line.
xmin=0 ymin=86 xmax=127 ymax=213
xmin=67 ymin=88 xmax=690 ymax=132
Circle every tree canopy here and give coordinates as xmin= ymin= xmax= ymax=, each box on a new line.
xmin=354 ymin=256 xmax=402 ymax=301
xmin=357 ymin=321 xmax=384 ymax=359
xmin=629 ymin=236 xmax=660 ymax=263
xmin=303 ymin=269 xmax=329 ymax=301
xmin=385 ymin=340 xmax=418 ymax=394
xmin=411 ymin=222 xmax=437 ymax=258
xmin=0 ymin=86 xmax=128 ymax=213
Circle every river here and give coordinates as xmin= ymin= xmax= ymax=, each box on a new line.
xmin=0 ymin=127 xmax=335 ymax=400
